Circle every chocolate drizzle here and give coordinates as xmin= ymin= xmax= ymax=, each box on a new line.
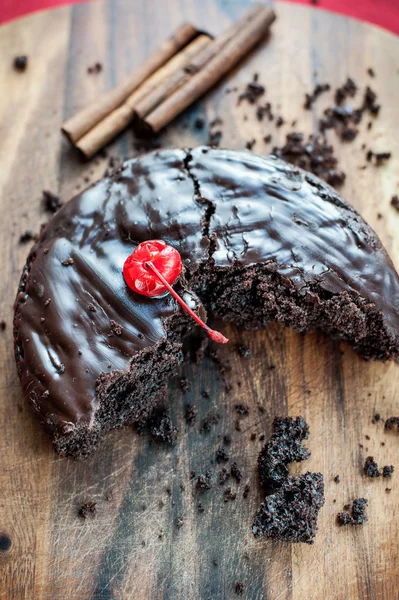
xmin=14 ymin=147 xmax=399 ymax=439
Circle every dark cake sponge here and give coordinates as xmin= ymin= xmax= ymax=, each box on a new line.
xmin=252 ymin=472 xmax=325 ymax=544
xmin=14 ymin=147 xmax=399 ymax=457
xmin=258 ymin=416 xmax=310 ymax=489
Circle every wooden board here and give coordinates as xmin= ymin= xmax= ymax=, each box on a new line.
xmin=1 ymin=1 xmax=399 ymax=598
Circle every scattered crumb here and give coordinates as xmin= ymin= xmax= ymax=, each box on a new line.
xmin=43 ymin=190 xmax=63 ymax=213
xmin=304 ymin=83 xmax=330 ymax=109
xmin=238 ymin=75 xmax=265 ymax=104
xmin=383 ymin=465 xmax=394 ymax=478
xmin=237 ymin=345 xmax=251 ymax=358
xmin=78 ymin=502 xmax=97 ymax=519
xmin=224 ymin=487 xmax=237 ymax=502
xmin=180 ymin=377 xmax=191 ymax=393
xmin=235 ymin=581 xmax=245 ymax=595
xmin=0 ymin=320 xmax=6 ymax=332
xmin=385 ymin=417 xmax=399 ymax=431
xmin=337 ymin=498 xmax=368 ymax=526
xmin=148 ymin=408 xmax=178 ymax=445
xmin=185 ymin=404 xmax=198 ymax=425
xmin=334 ymin=475 xmax=341 ymax=484
xmin=272 ymin=133 xmax=346 ymax=188
xmin=19 ymin=231 xmax=37 ymax=244
xmin=87 ymin=62 xmax=102 ymax=74
xmin=196 ymin=472 xmax=212 ymax=492
xmin=216 ymin=447 xmax=229 ymax=464
xmin=391 ymin=196 xmax=399 ymax=212
xmin=13 ymin=56 xmax=28 ymax=71
xmin=176 ymin=515 xmax=184 ymax=529
xmin=235 ymin=404 xmax=249 ymax=416
xmin=231 ymin=462 xmax=242 ymax=483
xmin=201 ymin=412 xmax=220 ymax=432
xmin=364 ymin=456 xmax=380 ymax=478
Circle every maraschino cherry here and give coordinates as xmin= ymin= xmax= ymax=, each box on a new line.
xmin=123 ymin=240 xmax=228 ymax=344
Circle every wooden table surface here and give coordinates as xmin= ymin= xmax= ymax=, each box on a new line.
xmin=1 ymin=1 xmax=399 ymax=598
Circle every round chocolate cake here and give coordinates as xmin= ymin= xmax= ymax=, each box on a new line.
xmin=14 ymin=147 xmax=399 ymax=457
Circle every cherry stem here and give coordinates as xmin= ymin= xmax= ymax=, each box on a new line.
xmin=144 ymin=261 xmax=229 ymax=344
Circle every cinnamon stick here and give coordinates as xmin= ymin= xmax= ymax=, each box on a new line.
xmin=134 ymin=4 xmax=266 ymax=120
xmin=143 ymin=7 xmax=276 ymax=133
xmin=76 ymin=35 xmax=212 ymax=158
xmin=62 ymin=22 xmax=198 ymax=143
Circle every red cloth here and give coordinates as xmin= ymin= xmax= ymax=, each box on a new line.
xmin=1 ymin=0 xmax=398 ymax=35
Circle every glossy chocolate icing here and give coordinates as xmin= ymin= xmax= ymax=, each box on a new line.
xmin=14 ymin=147 xmax=399 ymax=435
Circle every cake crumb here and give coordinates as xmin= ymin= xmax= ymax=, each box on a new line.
xmin=235 ymin=581 xmax=245 ymax=595
xmin=337 ymin=498 xmax=368 ymax=526
xmin=364 ymin=456 xmax=380 ymax=478
xmin=13 ymin=56 xmax=28 ymax=71
xmin=78 ymin=502 xmax=97 ymax=519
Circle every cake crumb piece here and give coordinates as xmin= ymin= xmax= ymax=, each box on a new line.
xmin=258 ymin=416 xmax=310 ymax=489
xmin=196 ymin=471 xmax=212 ymax=492
xmin=43 ymin=190 xmax=63 ymax=213
xmin=253 ymin=472 xmax=324 ymax=544
xmin=185 ymin=404 xmax=198 ymax=425
xmin=337 ymin=498 xmax=368 ymax=526
xmin=14 ymin=56 xmax=28 ymax=71
xmin=235 ymin=581 xmax=245 ymax=595
xmin=149 ymin=408 xmax=178 ymax=445
xmin=0 ymin=320 xmax=6 ymax=332
xmin=19 ymin=231 xmax=37 ymax=244
xmin=391 ymin=196 xmax=399 ymax=212
xmin=78 ymin=502 xmax=97 ymax=519
xmin=87 ymin=62 xmax=102 ymax=74
xmin=383 ymin=465 xmax=394 ymax=478
xmin=364 ymin=456 xmax=380 ymax=478
xmin=385 ymin=417 xmax=399 ymax=431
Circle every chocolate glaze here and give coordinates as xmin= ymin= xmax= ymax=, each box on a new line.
xmin=188 ymin=148 xmax=399 ymax=333
xmin=14 ymin=147 xmax=399 ymax=436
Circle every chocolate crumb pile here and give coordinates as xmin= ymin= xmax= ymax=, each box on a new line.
xmin=257 ymin=416 xmax=310 ymax=489
xmin=253 ymin=473 xmax=325 ymax=544
xmin=254 ymin=417 xmax=324 ymax=544
xmin=337 ymin=498 xmax=368 ymax=526
xmin=272 ymin=133 xmax=346 ymax=188
xmin=78 ymin=502 xmax=97 ymax=519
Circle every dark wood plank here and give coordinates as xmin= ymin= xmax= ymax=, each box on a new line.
xmin=0 ymin=1 xmax=398 ymax=598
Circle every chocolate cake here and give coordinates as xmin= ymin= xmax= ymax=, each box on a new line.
xmin=252 ymin=472 xmax=325 ymax=544
xmin=14 ymin=147 xmax=399 ymax=457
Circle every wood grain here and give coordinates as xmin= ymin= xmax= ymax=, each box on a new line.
xmin=0 ymin=1 xmax=399 ymax=599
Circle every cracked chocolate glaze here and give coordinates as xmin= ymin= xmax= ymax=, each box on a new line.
xmin=14 ymin=147 xmax=399 ymax=431
xmin=188 ymin=147 xmax=399 ymax=332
